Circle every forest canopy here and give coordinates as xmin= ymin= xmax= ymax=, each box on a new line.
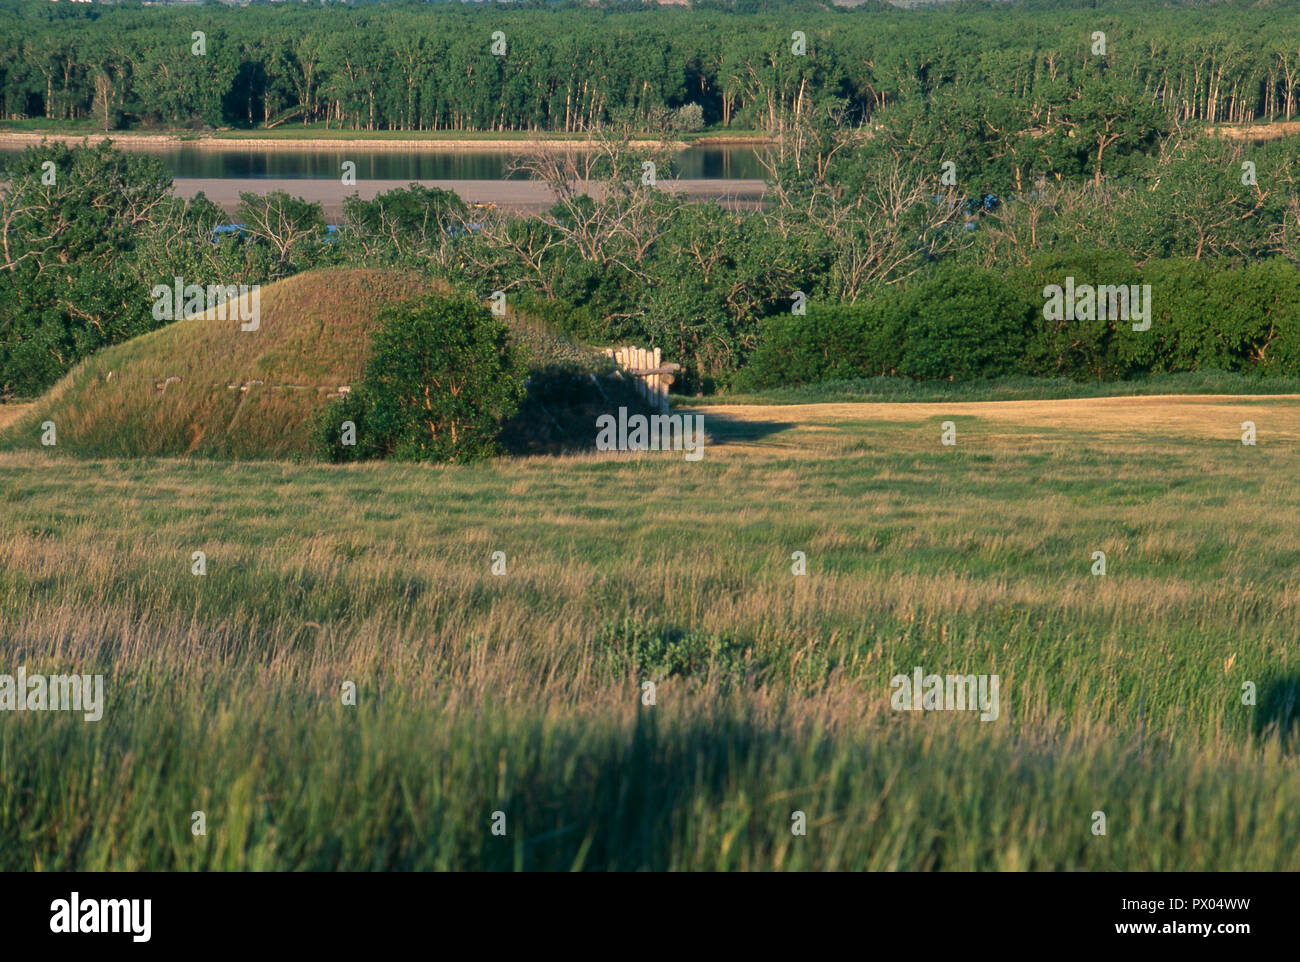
xmin=1 ymin=0 xmax=1299 ymax=133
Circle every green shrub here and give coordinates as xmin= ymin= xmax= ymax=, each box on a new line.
xmin=1138 ymin=258 xmax=1300 ymax=376
xmin=1017 ymin=252 xmax=1300 ymax=380
xmin=1011 ymin=248 xmax=1142 ymax=380
xmin=738 ymin=252 xmax=1300 ymax=390
xmin=738 ymin=267 xmax=1032 ymax=389
xmin=896 ymin=268 xmax=1034 ymax=380
xmin=736 ymin=253 xmax=1300 ymax=388
xmin=311 ymin=392 xmax=373 ymax=463
xmin=735 ymin=299 xmax=903 ymax=390
xmin=315 ymin=295 xmax=527 ymax=463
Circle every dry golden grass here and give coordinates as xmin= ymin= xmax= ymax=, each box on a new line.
xmin=695 ymin=394 xmax=1300 ymax=453
xmin=0 ymin=402 xmax=31 ymax=430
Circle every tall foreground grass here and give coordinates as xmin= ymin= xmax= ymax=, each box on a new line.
xmin=2 ymin=401 xmax=1300 ymax=870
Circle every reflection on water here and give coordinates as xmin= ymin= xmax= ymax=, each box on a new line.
xmin=0 ymin=145 xmax=767 ymax=180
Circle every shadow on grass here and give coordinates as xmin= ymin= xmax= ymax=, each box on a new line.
xmin=498 ymin=366 xmax=790 ymax=456
xmin=696 ymin=409 xmax=794 ymax=446
xmin=477 ymin=709 xmax=789 ymax=871
xmin=1255 ymin=676 xmax=1300 ymax=749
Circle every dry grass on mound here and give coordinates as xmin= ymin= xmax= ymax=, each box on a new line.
xmin=4 ymin=269 xmax=445 ymax=459
xmin=0 ymin=402 xmax=31 ymax=430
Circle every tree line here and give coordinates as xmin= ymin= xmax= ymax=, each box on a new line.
xmin=7 ymin=111 xmax=1300 ymax=398
xmin=5 ymin=0 xmax=1300 ymax=133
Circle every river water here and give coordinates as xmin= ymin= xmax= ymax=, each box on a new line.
xmin=1 ymin=144 xmax=767 ymax=180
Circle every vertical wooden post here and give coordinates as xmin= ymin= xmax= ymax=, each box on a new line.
xmin=652 ymin=347 xmax=663 ymax=412
xmin=603 ymin=345 xmax=671 ymax=413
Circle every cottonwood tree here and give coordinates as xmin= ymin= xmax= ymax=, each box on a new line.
xmin=0 ymin=141 xmax=170 ymax=396
xmin=1125 ymin=137 xmax=1276 ymax=260
xmin=341 ymin=184 xmax=466 ymax=267
xmin=455 ymin=212 xmax=566 ymax=299
xmin=457 ymin=118 xmax=677 ymax=308
xmin=505 ymin=117 xmax=676 ymax=276
xmin=761 ymin=102 xmax=970 ymax=301
xmin=235 ymin=190 xmax=326 ymax=270
xmin=641 ymin=200 xmax=811 ymax=383
xmin=1053 ymin=72 xmax=1169 ymax=185
xmin=8 ymin=4 xmax=1300 ymax=133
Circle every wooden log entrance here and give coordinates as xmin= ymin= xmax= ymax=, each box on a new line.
xmin=602 ymin=346 xmax=680 ymax=414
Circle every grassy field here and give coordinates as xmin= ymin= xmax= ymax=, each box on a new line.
xmin=2 ymin=394 xmax=1299 ymax=870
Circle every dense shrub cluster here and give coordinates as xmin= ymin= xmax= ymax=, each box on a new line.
xmin=313 ymin=296 xmax=527 ymax=464
xmin=738 ymin=255 xmax=1300 ymax=389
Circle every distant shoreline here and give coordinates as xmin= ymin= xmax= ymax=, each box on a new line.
xmin=5 ymin=121 xmax=1298 ymax=152
xmin=0 ymin=129 xmax=774 ymax=152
